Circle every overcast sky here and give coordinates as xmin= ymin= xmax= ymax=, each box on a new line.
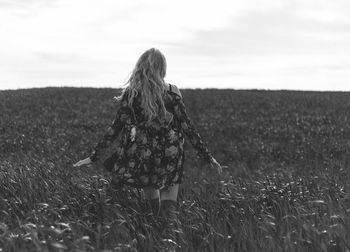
xmin=1 ymin=0 xmax=350 ymax=90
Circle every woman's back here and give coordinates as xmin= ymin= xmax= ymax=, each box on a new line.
xmin=130 ymin=83 xmax=181 ymax=130
xmin=101 ymin=84 xmax=185 ymax=188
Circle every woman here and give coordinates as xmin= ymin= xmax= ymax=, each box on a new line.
xmin=73 ymin=48 xmax=223 ymax=232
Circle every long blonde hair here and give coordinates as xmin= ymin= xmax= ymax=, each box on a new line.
xmin=115 ymin=48 xmax=172 ymax=124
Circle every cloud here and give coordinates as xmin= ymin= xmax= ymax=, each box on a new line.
xmin=0 ymin=0 xmax=58 ymax=8
xmin=0 ymin=0 xmax=59 ymax=19
xmin=161 ymin=1 xmax=350 ymax=90
xmin=35 ymin=51 xmax=83 ymax=63
xmin=168 ymin=6 xmax=350 ymax=57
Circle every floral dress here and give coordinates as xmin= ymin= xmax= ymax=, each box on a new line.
xmin=89 ymin=84 xmax=214 ymax=189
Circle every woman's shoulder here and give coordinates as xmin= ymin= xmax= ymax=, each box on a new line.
xmin=167 ymin=83 xmax=182 ymax=98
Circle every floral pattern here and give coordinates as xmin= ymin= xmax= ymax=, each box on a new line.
xmin=89 ymin=84 xmax=214 ymax=189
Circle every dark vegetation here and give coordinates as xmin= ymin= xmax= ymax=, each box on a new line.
xmin=1 ymin=87 xmax=350 ymax=251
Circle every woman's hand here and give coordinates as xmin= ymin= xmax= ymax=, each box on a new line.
xmin=73 ymin=157 xmax=93 ymax=168
xmin=210 ymin=157 xmax=224 ymax=175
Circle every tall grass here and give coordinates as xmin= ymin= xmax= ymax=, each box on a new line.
xmin=1 ymin=87 xmax=350 ymax=251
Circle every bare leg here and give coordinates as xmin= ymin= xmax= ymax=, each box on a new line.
xmin=160 ymin=183 xmax=179 ymax=202
xmin=143 ymin=186 xmax=160 ymax=200
xmin=159 ymin=184 xmax=181 ymax=241
xmin=143 ymin=187 xmax=160 ymax=216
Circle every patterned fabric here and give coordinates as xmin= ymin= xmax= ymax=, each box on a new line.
xmin=90 ymin=84 xmax=214 ymax=189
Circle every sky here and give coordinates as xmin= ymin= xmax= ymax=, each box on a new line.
xmin=0 ymin=0 xmax=350 ymax=91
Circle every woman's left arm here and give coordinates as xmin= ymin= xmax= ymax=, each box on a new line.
xmin=173 ymin=94 xmax=215 ymax=164
xmin=89 ymin=99 xmax=131 ymax=163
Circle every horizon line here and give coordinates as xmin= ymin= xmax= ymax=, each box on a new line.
xmin=1 ymin=85 xmax=350 ymax=93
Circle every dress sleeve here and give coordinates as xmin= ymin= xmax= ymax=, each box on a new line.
xmin=173 ymin=94 xmax=214 ymax=164
xmin=89 ymin=98 xmax=131 ymax=163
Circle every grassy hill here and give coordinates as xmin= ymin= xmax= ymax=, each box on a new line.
xmin=1 ymin=87 xmax=350 ymax=251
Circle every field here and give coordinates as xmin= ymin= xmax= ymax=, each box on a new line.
xmin=1 ymin=87 xmax=350 ymax=251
